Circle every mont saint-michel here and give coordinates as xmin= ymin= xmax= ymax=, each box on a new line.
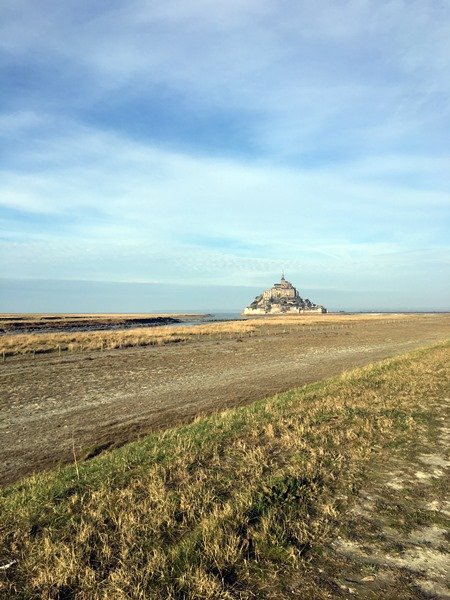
xmin=243 ymin=274 xmax=327 ymax=315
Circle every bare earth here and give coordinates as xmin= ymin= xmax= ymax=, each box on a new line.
xmin=1 ymin=314 xmax=449 ymax=486
xmin=308 ymin=380 xmax=450 ymax=599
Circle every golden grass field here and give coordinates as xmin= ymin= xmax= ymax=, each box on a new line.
xmin=1 ymin=342 xmax=448 ymax=599
xmin=0 ymin=312 xmax=418 ymax=357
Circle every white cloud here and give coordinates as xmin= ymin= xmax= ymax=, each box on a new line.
xmin=1 ymin=118 xmax=447 ymax=227
xmin=0 ymin=1 xmax=449 ymax=307
xmin=0 ymin=111 xmax=45 ymax=135
xmin=2 ymin=1 xmax=449 ymax=130
xmin=0 ymin=120 xmax=448 ymax=290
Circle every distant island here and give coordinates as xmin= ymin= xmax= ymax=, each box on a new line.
xmin=243 ymin=274 xmax=326 ymax=315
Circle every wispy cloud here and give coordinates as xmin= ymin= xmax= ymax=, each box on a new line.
xmin=0 ymin=1 xmax=449 ymax=309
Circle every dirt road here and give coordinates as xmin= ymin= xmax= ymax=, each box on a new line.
xmin=1 ymin=314 xmax=449 ymax=485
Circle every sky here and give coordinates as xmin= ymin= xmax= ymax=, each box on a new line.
xmin=1 ymin=0 xmax=449 ymax=312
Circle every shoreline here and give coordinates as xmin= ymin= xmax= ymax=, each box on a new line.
xmin=0 ymin=312 xmax=215 ymax=335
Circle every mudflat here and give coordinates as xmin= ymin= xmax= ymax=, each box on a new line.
xmin=1 ymin=313 xmax=449 ymax=485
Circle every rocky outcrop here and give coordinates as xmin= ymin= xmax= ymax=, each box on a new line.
xmin=243 ymin=274 xmax=326 ymax=315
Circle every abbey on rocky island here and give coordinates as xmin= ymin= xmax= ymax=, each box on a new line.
xmin=243 ymin=274 xmax=326 ymax=315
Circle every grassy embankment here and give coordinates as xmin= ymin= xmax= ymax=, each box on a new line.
xmin=1 ymin=341 xmax=448 ymax=598
xmin=0 ymin=313 xmax=416 ymax=357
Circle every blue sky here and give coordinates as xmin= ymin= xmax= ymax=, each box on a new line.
xmin=1 ymin=0 xmax=449 ymax=311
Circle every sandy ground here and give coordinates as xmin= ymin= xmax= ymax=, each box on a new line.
xmin=310 ymin=389 xmax=450 ymax=599
xmin=0 ymin=314 xmax=449 ymax=486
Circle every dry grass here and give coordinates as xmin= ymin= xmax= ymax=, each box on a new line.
xmin=0 ymin=313 xmax=420 ymax=357
xmin=0 ymin=342 xmax=448 ymax=599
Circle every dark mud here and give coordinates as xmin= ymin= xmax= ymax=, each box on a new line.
xmin=0 ymin=316 xmax=183 ymax=335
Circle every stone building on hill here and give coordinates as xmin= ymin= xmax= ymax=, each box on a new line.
xmin=243 ymin=274 xmax=326 ymax=315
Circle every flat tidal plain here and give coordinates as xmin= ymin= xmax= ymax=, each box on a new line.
xmin=0 ymin=313 xmax=449 ymax=485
